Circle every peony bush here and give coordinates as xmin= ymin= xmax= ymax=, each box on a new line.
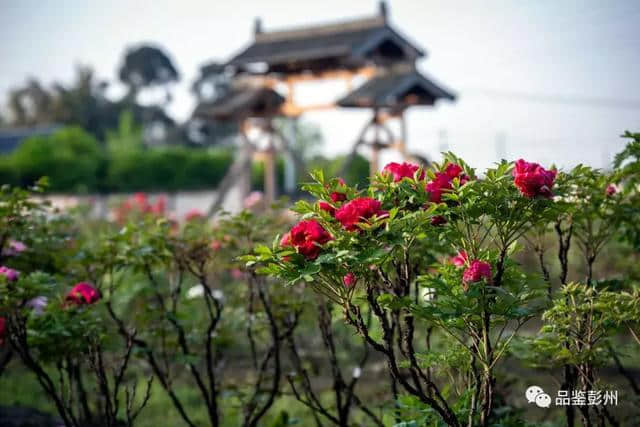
xmin=248 ymin=137 xmax=640 ymax=426
xmin=1 ymin=132 xmax=640 ymax=427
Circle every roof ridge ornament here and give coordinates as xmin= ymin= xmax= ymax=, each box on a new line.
xmin=254 ymin=17 xmax=263 ymax=36
xmin=379 ymin=1 xmax=388 ymax=22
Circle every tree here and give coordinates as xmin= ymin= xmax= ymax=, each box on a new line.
xmin=7 ymin=79 xmax=55 ymax=126
xmin=118 ymin=45 xmax=179 ymax=103
xmin=53 ymin=65 xmax=120 ymax=139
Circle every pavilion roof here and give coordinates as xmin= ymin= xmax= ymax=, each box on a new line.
xmin=193 ymin=87 xmax=284 ymax=121
xmin=337 ymin=69 xmax=455 ymax=109
xmin=227 ymin=12 xmax=424 ymax=75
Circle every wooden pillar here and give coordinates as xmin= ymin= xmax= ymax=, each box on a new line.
xmin=370 ymin=109 xmax=380 ymax=177
xmin=284 ymin=118 xmax=297 ymax=194
xmin=264 ymin=136 xmax=276 ymax=204
xmin=370 ymin=144 xmax=380 ymax=177
xmin=239 ymin=120 xmax=253 ymax=200
xmin=399 ymin=111 xmax=408 ymax=159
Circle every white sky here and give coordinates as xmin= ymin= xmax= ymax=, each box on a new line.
xmin=1 ymin=0 xmax=639 ymax=171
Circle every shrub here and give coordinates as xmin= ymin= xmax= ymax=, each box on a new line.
xmin=247 ymin=144 xmax=640 ymax=426
xmin=251 ymin=157 xmax=285 ymax=192
xmin=106 ymin=147 xmax=233 ymax=192
xmin=10 ymin=127 xmax=105 ymax=193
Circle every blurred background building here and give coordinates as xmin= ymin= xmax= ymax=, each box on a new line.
xmin=0 ymin=0 xmax=638 ymax=214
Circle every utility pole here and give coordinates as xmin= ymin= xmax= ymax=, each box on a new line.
xmin=495 ymin=132 xmax=507 ymax=161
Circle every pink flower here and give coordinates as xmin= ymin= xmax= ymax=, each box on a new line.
xmin=210 ymin=240 xmax=222 ymax=251
xmin=343 ymin=272 xmax=357 ymax=288
xmin=150 ymin=196 xmax=167 ymax=215
xmin=382 ymin=162 xmax=424 ymax=182
xmin=282 ymin=220 xmax=333 ymax=260
xmin=0 ymin=266 xmax=19 ymax=282
xmin=462 ymin=260 xmax=492 ymax=285
xmin=450 ymin=250 xmax=468 ymax=267
xmin=244 ymin=191 xmax=264 ymax=209
xmin=66 ymin=282 xmax=101 ymax=305
xmin=606 ymin=184 xmax=617 ymax=196
xmin=512 ymin=159 xmax=556 ymax=199
xmin=425 ymin=163 xmax=468 ymax=203
xmin=113 ymin=193 xmax=167 ymax=222
xmin=133 ymin=192 xmax=148 ymax=208
xmin=335 ymin=197 xmax=388 ymax=231
xmin=185 ymin=209 xmax=204 ymax=222
xmin=230 ymin=269 xmax=245 ymax=280
xmin=3 ymin=240 xmax=27 ymax=256
xmin=27 ymin=296 xmax=48 ymax=316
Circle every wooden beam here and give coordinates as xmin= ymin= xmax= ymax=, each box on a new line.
xmin=264 ymin=144 xmax=276 ymax=204
xmin=279 ymin=102 xmax=336 ymax=117
xmin=252 ymin=66 xmax=377 ymax=89
xmin=398 ymin=111 xmax=407 ymax=158
xmin=370 ymin=146 xmax=380 ymax=177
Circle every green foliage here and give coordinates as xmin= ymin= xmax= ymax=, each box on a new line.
xmin=0 ymin=120 xmax=365 ymax=194
xmin=3 ymin=130 xmax=640 ymax=426
xmin=10 ymin=127 xmax=105 ymax=193
xmin=612 ymin=131 xmax=640 ymax=251
xmin=106 ymin=110 xmax=143 ymax=155
xmin=531 ymin=283 xmax=634 ymax=367
xmin=307 ymin=153 xmax=370 ymax=187
xmin=106 ymin=146 xmax=233 ymax=192
xmin=251 ymin=157 xmax=285 ymax=191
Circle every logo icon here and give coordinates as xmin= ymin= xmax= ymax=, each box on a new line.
xmin=526 ymin=385 xmax=551 ymax=408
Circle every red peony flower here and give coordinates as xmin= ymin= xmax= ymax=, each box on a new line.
xmin=512 ymin=159 xmax=557 ymax=199
xmin=329 ymin=178 xmax=347 ymax=203
xmin=318 ymin=201 xmax=336 ymax=216
xmin=335 ymin=197 xmax=388 ymax=231
xmin=0 ymin=317 xmax=5 ymax=345
xmin=149 ymin=196 xmax=167 ymax=215
xmin=444 ymin=163 xmax=468 ymax=183
xmin=283 ymin=220 xmax=332 ymax=260
xmin=343 ymin=272 xmax=357 ymax=288
xmin=133 ymin=192 xmax=148 ymax=209
xmin=451 ymin=250 xmax=468 ymax=267
xmin=425 ymin=163 xmax=468 ymax=203
xmin=431 ymin=215 xmax=447 ymax=226
xmin=0 ymin=266 xmax=19 ymax=282
xmin=462 ymin=260 xmax=492 ymax=285
xmin=66 ymin=282 xmax=101 ymax=305
xmin=279 ymin=232 xmax=293 ymax=261
xmin=185 ymin=209 xmax=205 ymax=222
xmin=382 ymin=162 xmax=424 ymax=182
xmin=280 ymin=232 xmax=292 ymax=247
xmin=606 ymin=184 xmax=617 ymax=197
xmin=425 ymin=174 xmax=450 ymax=203
xmin=330 ymin=192 xmax=346 ymax=202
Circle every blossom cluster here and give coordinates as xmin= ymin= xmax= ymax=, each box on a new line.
xmin=0 ymin=263 xmax=101 ymax=346
xmin=277 ymin=159 xmax=556 ymax=290
xmin=113 ymin=193 xmax=166 ymax=223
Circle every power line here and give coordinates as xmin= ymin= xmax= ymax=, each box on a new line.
xmin=462 ymin=88 xmax=640 ymax=110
